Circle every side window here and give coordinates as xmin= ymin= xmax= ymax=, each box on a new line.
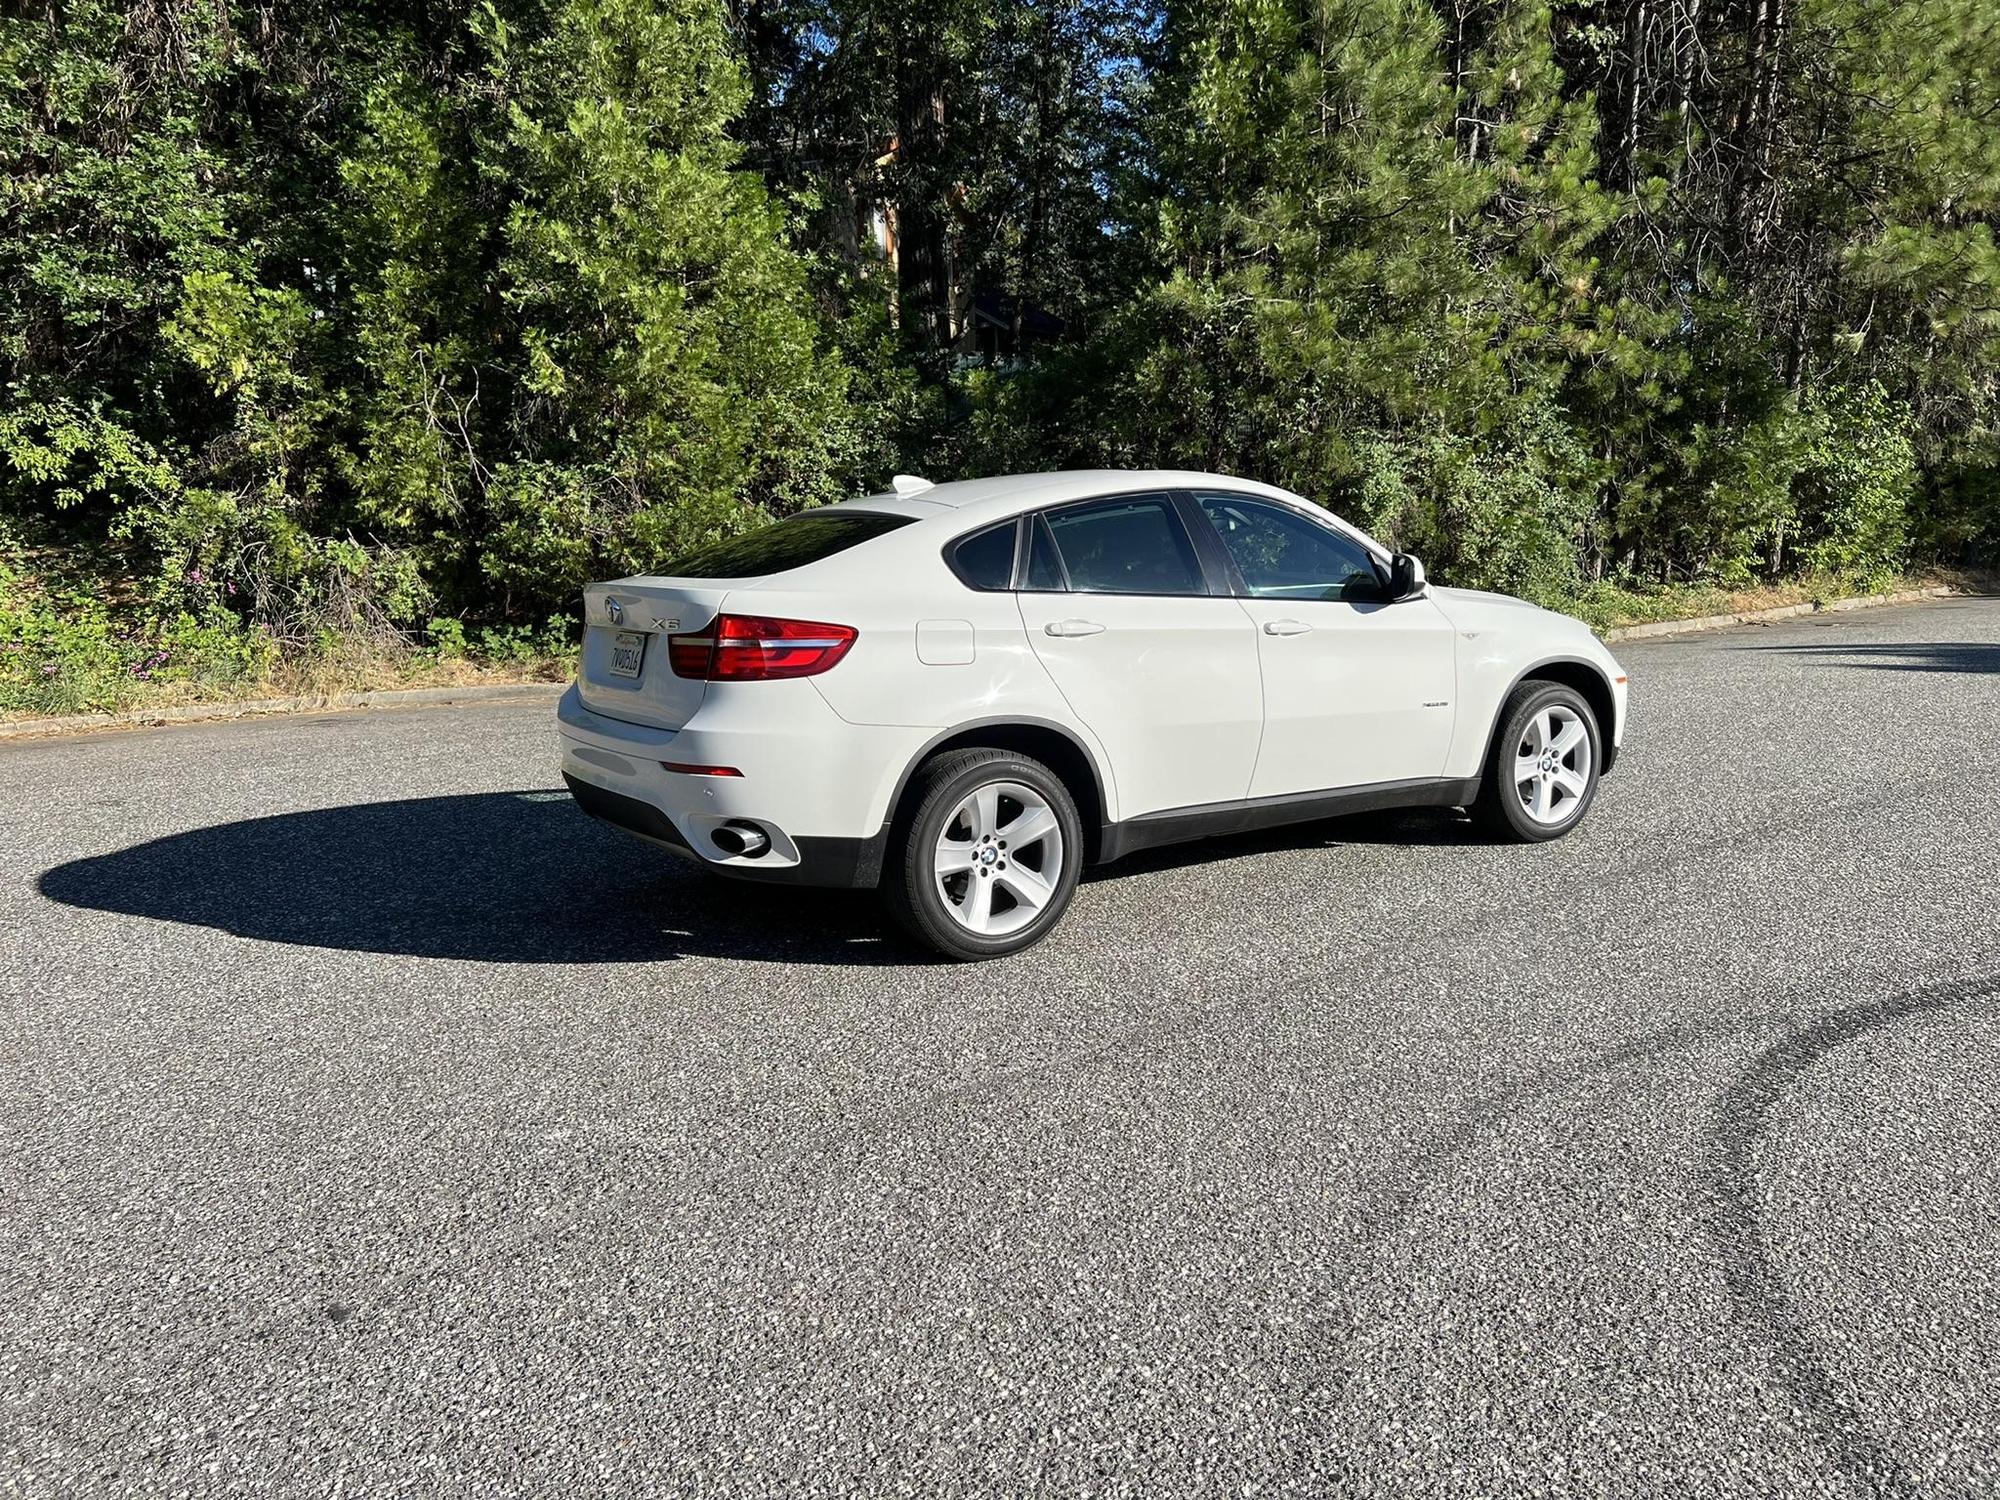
xmin=1042 ymin=495 xmax=1207 ymax=596
xmin=1024 ymin=514 xmax=1067 ymax=591
xmin=1194 ymin=493 xmax=1383 ymax=602
xmin=948 ymin=520 xmax=1019 ymax=590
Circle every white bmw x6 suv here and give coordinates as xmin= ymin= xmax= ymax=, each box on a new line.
xmin=558 ymin=470 xmax=1628 ymax=959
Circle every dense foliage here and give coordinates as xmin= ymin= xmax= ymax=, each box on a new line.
xmin=4 ymin=0 xmax=1997 ymax=708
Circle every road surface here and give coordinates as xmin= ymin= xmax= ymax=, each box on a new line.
xmin=3 ymin=598 xmax=1997 ymax=1498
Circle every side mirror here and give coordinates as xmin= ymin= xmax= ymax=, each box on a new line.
xmin=1389 ymin=552 xmax=1427 ymax=600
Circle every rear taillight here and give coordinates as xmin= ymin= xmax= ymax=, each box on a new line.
xmin=668 ymin=614 xmax=858 ymax=681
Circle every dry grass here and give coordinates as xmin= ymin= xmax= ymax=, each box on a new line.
xmin=258 ymin=650 xmax=571 ymax=701
xmin=1562 ymin=569 xmax=1975 ymax=632
xmin=0 ymin=649 xmax=571 ymax=724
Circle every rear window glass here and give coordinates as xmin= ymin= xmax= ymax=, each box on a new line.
xmin=948 ymin=521 xmax=1018 ymax=590
xmin=659 ymin=510 xmax=916 ymax=579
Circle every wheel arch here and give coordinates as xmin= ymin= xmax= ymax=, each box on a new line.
xmin=1478 ymin=657 xmax=1621 ymax=784
xmin=883 ymin=717 xmax=1111 ymax=862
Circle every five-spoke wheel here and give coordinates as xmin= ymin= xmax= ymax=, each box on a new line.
xmin=931 ymin=781 xmax=1066 ymax=938
xmin=1476 ymin=680 xmax=1603 ymax=842
xmin=1511 ymin=701 xmax=1594 ymax=827
xmin=887 ymin=748 xmax=1084 ymax=960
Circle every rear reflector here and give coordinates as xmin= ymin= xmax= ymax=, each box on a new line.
xmin=660 ymin=761 xmax=744 ymax=777
xmin=669 ymin=614 xmax=858 ymax=681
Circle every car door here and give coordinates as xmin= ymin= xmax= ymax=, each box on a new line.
xmin=1187 ymin=490 xmax=1457 ymax=798
xmin=1017 ymin=492 xmax=1263 ymax=819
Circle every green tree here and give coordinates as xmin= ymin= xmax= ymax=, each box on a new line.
xmin=5 ymin=0 xmax=1999 ymax=716
xmin=340 ymin=0 xmax=879 ymax=621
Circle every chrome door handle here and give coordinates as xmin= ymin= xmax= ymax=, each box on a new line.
xmin=1263 ymin=619 xmax=1312 ymax=636
xmin=1044 ymin=619 xmax=1106 ymax=637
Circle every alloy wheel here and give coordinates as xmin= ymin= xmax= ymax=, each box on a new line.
xmin=933 ymin=781 xmax=1065 ymax=937
xmin=1512 ymin=704 xmax=1593 ymax=826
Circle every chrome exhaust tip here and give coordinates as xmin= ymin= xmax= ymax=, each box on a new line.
xmin=711 ymin=820 xmax=771 ymax=859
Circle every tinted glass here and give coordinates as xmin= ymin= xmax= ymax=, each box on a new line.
xmin=1024 ymin=515 xmax=1066 ymax=590
xmin=1195 ymin=493 xmax=1383 ymax=602
xmin=949 ymin=521 xmax=1018 ymax=590
xmin=1043 ymin=496 xmax=1206 ymax=595
xmin=660 ymin=510 xmax=915 ymax=579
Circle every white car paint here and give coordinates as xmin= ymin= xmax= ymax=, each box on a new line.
xmin=1016 ymin=586 xmax=1263 ymax=816
xmin=557 ymin=469 xmax=1628 ymax=882
xmin=1233 ymin=590 xmax=1459 ymax=797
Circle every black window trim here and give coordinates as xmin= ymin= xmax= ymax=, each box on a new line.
xmin=1178 ymin=487 xmax=1395 ymax=602
xmin=1025 ymin=511 xmax=1071 ymax=592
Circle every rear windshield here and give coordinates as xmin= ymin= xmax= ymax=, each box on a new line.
xmin=659 ymin=510 xmax=916 ymax=579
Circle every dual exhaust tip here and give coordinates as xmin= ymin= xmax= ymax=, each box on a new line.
xmin=709 ymin=820 xmax=772 ymax=859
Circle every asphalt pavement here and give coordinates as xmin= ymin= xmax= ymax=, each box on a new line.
xmin=3 ymin=598 xmax=1997 ymax=1499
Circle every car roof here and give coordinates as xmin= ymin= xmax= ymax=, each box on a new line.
xmin=611 ymin=469 xmax=1388 ymax=590
xmin=818 ymin=468 xmax=1389 ymax=562
xmin=828 ymin=469 xmax=1305 ymax=522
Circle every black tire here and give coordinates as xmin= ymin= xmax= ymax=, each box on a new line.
xmin=883 ymin=747 xmax=1084 ymax=961
xmin=1474 ymin=679 xmax=1604 ymax=842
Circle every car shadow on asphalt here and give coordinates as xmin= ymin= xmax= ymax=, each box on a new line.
xmin=1729 ymin=641 xmax=2000 ymax=674
xmin=39 ymin=794 xmax=1489 ymax=966
xmin=37 ymin=791 xmax=910 ymax=967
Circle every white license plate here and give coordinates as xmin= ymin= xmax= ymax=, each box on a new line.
xmin=608 ymin=630 xmax=647 ymax=678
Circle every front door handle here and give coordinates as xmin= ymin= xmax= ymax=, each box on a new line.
xmin=1263 ymin=619 xmax=1312 ymax=636
xmin=1044 ymin=619 xmax=1106 ymax=638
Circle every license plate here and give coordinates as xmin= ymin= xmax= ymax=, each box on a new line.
xmin=608 ymin=630 xmax=647 ymax=679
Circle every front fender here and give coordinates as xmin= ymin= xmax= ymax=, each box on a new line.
xmin=1428 ymin=595 xmax=1626 ymax=781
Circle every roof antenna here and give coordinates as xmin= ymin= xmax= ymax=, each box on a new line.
xmin=890 ymin=474 xmax=935 ymax=497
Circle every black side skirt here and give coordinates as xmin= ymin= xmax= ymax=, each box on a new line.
xmin=1096 ymin=776 xmax=1482 ymax=864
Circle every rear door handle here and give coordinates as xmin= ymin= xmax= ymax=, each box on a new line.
xmin=1044 ymin=619 xmax=1106 ymax=638
xmin=1263 ymin=619 xmax=1312 ymax=636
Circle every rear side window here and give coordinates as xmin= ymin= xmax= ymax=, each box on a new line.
xmin=1042 ymin=495 xmax=1207 ymax=595
xmin=659 ymin=510 xmax=916 ymax=580
xmin=948 ymin=521 xmax=1019 ymax=590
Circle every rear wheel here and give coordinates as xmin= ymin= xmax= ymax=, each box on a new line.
xmin=1475 ymin=680 xmax=1602 ymax=842
xmin=885 ymin=748 xmax=1083 ymax=960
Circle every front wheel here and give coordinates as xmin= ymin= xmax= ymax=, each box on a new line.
xmin=884 ymin=748 xmax=1084 ymax=960
xmin=1474 ymin=681 xmax=1603 ymax=842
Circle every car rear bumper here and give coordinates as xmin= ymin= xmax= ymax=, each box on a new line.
xmin=561 ymin=773 xmax=889 ymax=888
xmin=555 ymin=682 xmax=917 ymax=888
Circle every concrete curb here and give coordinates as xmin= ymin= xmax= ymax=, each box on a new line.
xmin=1600 ymin=586 xmax=1956 ymax=644
xmin=0 ymin=680 xmax=566 ymax=742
